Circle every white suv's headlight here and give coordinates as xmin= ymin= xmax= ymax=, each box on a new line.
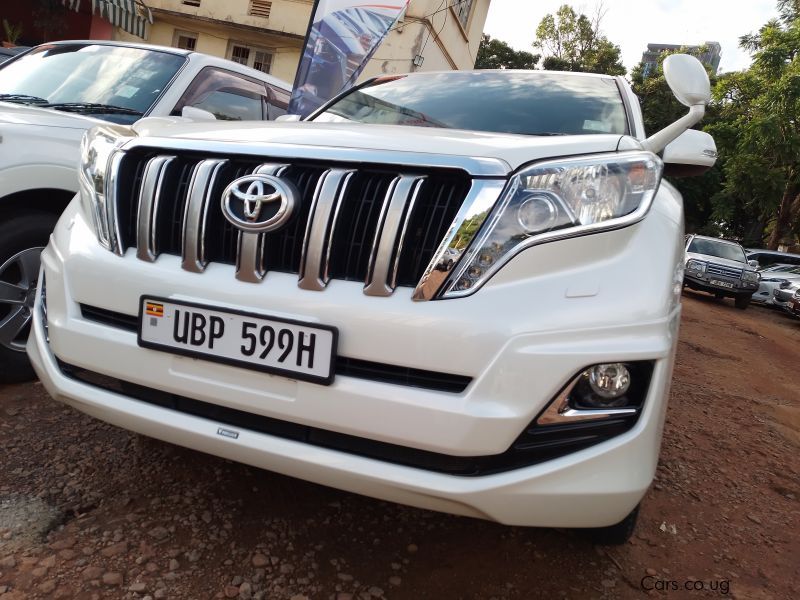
xmin=442 ymin=152 xmax=663 ymax=297
xmin=79 ymin=125 xmax=131 ymax=252
xmin=686 ymin=259 xmax=707 ymax=273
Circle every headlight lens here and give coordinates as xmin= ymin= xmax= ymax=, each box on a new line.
xmin=686 ymin=259 xmax=707 ymax=273
xmin=441 ymin=152 xmax=662 ymax=297
xmin=742 ymin=270 xmax=760 ymax=283
xmin=79 ymin=125 xmax=130 ymax=251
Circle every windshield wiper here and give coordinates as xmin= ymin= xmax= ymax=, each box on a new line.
xmin=0 ymin=93 xmax=50 ymax=106
xmin=529 ymin=132 xmax=569 ymax=136
xmin=44 ymin=102 xmax=143 ymax=116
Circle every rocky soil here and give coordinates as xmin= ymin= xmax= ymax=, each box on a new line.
xmin=1 ymin=293 xmax=798 ymax=599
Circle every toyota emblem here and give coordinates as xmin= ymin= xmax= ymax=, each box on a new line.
xmin=221 ymin=174 xmax=298 ymax=233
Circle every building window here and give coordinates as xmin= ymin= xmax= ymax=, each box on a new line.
xmin=182 ymin=0 xmax=201 ymax=7
xmin=173 ymin=30 xmax=198 ymax=51
xmin=452 ymin=0 xmax=474 ymax=30
xmin=228 ymin=43 xmax=273 ymax=74
xmin=248 ymin=0 xmax=272 ymax=18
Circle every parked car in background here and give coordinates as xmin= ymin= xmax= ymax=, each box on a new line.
xmin=752 ymin=265 xmax=800 ymax=305
xmin=30 ymin=56 xmax=717 ymax=544
xmin=786 ymin=288 xmax=800 ymax=318
xmin=746 ymin=248 xmax=800 ymax=269
xmin=773 ymin=281 xmax=800 ymax=312
xmin=684 ymin=235 xmax=760 ymax=309
xmin=0 ymin=40 xmax=292 ymax=382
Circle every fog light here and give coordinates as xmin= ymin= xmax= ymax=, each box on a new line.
xmin=588 ymin=363 xmax=630 ymax=399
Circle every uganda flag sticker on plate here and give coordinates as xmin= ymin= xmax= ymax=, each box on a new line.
xmin=145 ymin=301 xmax=164 ymax=318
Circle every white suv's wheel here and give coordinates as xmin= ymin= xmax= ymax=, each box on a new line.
xmin=0 ymin=213 xmax=58 ymax=383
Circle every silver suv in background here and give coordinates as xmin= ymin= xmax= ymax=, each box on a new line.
xmin=684 ymin=235 xmax=760 ymax=309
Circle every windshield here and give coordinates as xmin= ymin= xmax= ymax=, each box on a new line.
xmin=688 ymin=238 xmax=747 ymax=263
xmin=0 ymin=43 xmax=186 ymax=124
xmin=312 ymin=71 xmax=628 ymax=136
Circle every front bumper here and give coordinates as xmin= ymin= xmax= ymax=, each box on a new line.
xmin=29 ymin=200 xmax=681 ymax=527
xmin=683 ymin=272 xmax=757 ymax=297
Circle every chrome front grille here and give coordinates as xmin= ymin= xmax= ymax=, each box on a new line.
xmin=112 ymin=149 xmax=485 ymax=297
xmin=707 ymin=263 xmax=744 ymax=279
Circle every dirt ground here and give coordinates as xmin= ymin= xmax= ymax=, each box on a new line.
xmin=0 ymin=293 xmax=798 ymax=600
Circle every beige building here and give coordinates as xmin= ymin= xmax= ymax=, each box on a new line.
xmin=115 ymin=0 xmax=491 ymax=85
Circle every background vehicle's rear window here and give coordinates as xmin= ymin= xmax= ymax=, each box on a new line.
xmin=313 ymin=71 xmax=628 ymax=136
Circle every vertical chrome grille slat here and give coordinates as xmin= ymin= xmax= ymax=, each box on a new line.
xmin=235 ymin=163 xmax=288 ymax=283
xmin=181 ymin=159 xmax=227 ymax=273
xmin=136 ymin=156 xmax=175 ymax=262
xmin=298 ymin=169 xmax=356 ymax=291
xmin=364 ymin=175 xmax=427 ymax=297
xmin=106 ymin=151 xmax=126 ymax=256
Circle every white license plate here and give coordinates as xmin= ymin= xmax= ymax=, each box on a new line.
xmin=137 ymin=297 xmax=337 ymax=385
xmin=709 ymin=279 xmax=734 ymax=289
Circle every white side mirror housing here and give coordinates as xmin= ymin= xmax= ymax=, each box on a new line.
xmin=276 ymin=114 xmax=302 ymax=122
xmin=181 ymin=106 xmax=217 ymax=121
xmin=642 ymin=54 xmax=712 ymax=154
xmin=664 ymin=54 xmax=712 ymax=107
xmin=748 ymin=260 xmax=759 ymax=269
xmin=662 ymin=129 xmax=717 ymax=177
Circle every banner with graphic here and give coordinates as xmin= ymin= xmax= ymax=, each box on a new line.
xmin=288 ymin=0 xmax=410 ymax=118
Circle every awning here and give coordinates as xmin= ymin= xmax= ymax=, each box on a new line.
xmin=61 ymin=0 xmax=154 ymax=39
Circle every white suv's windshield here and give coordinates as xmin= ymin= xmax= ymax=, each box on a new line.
xmin=688 ymin=238 xmax=747 ymax=263
xmin=312 ymin=71 xmax=628 ymax=136
xmin=0 ymin=43 xmax=186 ymax=124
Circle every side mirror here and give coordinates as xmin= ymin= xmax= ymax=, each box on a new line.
xmin=748 ymin=260 xmax=759 ymax=269
xmin=664 ymin=54 xmax=711 ymax=107
xmin=662 ymin=129 xmax=717 ymax=177
xmin=276 ymin=114 xmax=302 ymax=122
xmin=642 ymin=54 xmax=711 ymax=154
xmin=181 ymin=106 xmax=217 ymax=121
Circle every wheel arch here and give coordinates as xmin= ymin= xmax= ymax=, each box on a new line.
xmin=0 ymin=188 xmax=77 ymax=219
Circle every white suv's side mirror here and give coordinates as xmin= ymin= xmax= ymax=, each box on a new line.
xmin=276 ymin=114 xmax=302 ymax=122
xmin=664 ymin=54 xmax=711 ymax=107
xmin=642 ymin=54 xmax=712 ymax=155
xmin=181 ymin=106 xmax=217 ymax=121
xmin=662 ymin=129 xmax=717 ymax=176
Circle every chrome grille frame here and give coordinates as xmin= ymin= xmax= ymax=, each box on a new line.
xmin=108 ymin=140 xmax=510 ymax=300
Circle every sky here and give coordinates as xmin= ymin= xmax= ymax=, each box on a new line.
xmin=483 ymin=0 xmax=779 ymax=74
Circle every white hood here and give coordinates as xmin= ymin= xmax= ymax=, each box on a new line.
xmin=0 ymin=101 xmax=109 ymax=130
xmin=130 ymin=120 xmax=629 ymax=173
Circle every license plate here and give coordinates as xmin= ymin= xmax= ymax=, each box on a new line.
xmin=137 ymin=297 xmax=337 ymax=385
xmin=709 ymin=279 xmax=734 ymax=289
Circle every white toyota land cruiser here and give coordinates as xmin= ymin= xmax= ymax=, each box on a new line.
xmin=30 ymin=56 xmax=716 ymax=544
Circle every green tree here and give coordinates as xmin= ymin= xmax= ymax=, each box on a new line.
xmin=475 ymin=35 xmax=540 ymax=70
xmin=534 ymin=4 xmax=625 ymax=75
xmin=714 ymin=16 xmax=800 ymax=248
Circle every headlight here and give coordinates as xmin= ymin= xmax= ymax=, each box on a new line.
xmin=79 ymin=125 xmax=131 ymax=252
xmin=439 ymin=152 xmax=662 ymax=297
xmin=742 ymin=271 xmax=760 ymax=283
xmin=686 ymin=259 xmax=707 ymax=273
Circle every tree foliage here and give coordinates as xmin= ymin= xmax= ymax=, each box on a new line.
xmin=534 ymin=4 xmax=625 ymax=75
xmin=475 ymin=35 xmax=540 ymax=70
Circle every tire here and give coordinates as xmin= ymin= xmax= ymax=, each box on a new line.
xmin=582 ymin=504 xmax=640 ymax=546
xmin=734 ymin=295 xmax=751 ymax=310
xmin=0 ymin=212 xmax=59 ymax=384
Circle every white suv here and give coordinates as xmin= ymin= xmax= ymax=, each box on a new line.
xmin=29 ymin=57 xmax=716 ymax=543
xmin=0 ymin=40 xmax=291 ymax=381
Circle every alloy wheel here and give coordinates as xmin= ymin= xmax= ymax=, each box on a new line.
xmin=0 ymin=247 xmax=43 ymax=352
